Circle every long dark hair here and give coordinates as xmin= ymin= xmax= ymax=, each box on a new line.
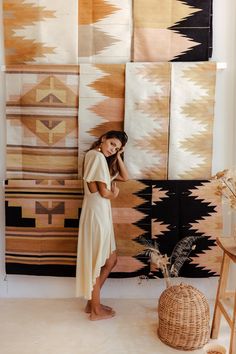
xmin=89 ymin=130 xmax=128 ymax=177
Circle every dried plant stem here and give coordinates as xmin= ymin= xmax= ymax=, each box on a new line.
xmin=164 ymin=275 xmax=171 ymax=288
xmin=223 ymin=178 xmax=236 ymax=198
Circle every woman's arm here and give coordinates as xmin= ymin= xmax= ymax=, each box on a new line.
xmin=97 ymin=181 xmax=119 ymax=199
xmin=115 ymin=150 xmax=129 ymax=181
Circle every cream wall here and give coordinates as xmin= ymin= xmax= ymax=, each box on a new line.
xmin=0 ymin=0 xmax=235 ymax=298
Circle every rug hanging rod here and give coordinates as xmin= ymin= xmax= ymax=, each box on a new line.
xmin=0 ymin=63 xmax=228 ymax=72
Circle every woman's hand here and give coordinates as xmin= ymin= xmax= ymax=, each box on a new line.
xmin=97 ymin=181 xmax=119 ymax=199
xmin=117 ymin=147 xmax=125 ymax=158
xmin=111 ymin=182 xmax=119 ymax=198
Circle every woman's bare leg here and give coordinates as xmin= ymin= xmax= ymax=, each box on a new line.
xmin=89 ymin=276 xmax=115 ymax=321
xmin=100 ymin=251 xmax=117 ymax=287
xmin=85 ymin=252 xmax=117 ymax=314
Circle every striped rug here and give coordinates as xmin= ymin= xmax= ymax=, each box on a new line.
xmin=5 ymin=179 xmax=83 ymax=276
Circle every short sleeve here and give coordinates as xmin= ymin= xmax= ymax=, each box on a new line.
xmin=83 ymin=150 xmax=110 ymax=188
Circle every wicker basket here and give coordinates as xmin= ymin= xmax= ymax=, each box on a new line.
xmin=158 ymin=283 xmax=210 ymax=351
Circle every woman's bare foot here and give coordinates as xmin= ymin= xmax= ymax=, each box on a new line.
xmin=89 ymin=306 xmax=115 ymax=321
xmin=85 ymin=301 xmax=112 ymax=314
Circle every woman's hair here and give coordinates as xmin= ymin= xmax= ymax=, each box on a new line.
xmin=89 ymin=130 xmax=128 ymax=176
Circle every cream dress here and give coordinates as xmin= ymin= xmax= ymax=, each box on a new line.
xmin=76 ymin=149 xmax=116 ymax=300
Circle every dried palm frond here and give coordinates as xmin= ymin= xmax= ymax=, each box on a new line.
xmin=137 ymin=235 xmax=202 ymax=287
xmin=169 ymin=236 xmax=203 ymax=277
xmin=213 ymin=168 xmax=236 ymax=209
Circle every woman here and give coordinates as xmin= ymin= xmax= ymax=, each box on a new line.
xmin=76 ymin=130 xmax=128 ymax=321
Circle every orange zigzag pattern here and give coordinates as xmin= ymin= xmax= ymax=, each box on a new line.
xmin=89 ymin=65 xmax=125 ymax=98
xmin=3 ymin=0 xmax=56 ymax=64
xmin=178 ymin=63 xmax=216 ymax=178
xmin=88 ymin=65 xmax=125 ymax=138
xmin=79 ymin=0 xmax=120 ymax=25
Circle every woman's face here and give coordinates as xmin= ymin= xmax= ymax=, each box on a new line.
xmin=101 ymin=137 xmax=122 ymax=157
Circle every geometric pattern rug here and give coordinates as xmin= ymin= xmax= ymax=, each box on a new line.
xmin=78 ymin=0 xmax=132 ymax=63
xmin=133 ymin=0 xmax=213 ymax=62
xmin=124 ymin=63 xmax=171 ymax=179
xmin=5 ymin=179 xmax=222 ymax=278
xmin=149 ymin=179 xmax=222 ymax=278
xmin=5 ymin=179 xmax=83 ymax=276
xmin=3 ymin=0 xmax=78 ymax=64
xmin=78 ymin=64 xmax=125 ymax=177
xmin=5 ymin=65 xmax=79 ymax=180
xmin=168 ymin=62 xmax=216 ymax=179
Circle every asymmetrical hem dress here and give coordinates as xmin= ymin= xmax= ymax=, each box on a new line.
xmin=76 ymin=149 xmax=116 ymax=300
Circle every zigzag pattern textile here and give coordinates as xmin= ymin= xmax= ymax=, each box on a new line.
xmin=5 ymin=180 xmax=222 ymax=278
xmin=168 ymin=62 xmax=216 ymax=179
xmin=78 ymin=64 xmax=125 ymax=176
xmin=5 ymin=63 xmax=216 ymax=181
xmin=124 ymin=61 xmax=216 ymax=180
xmin=151 ymin=180 xmax=222 ymax=278
xmin=133 ymin=0 xmax=213 ymax=62
xmin=124 ymin=63 xmax=171 ymax=179
xmin=5 ymin=65 xmax=79 ymax=180
xmin=3 ymin=0 xmax=78 ymax=64
xmin=3 ymin=0 xmax=213 ymax=65
xmin=78 ymin=0 xmax=132 ymax=63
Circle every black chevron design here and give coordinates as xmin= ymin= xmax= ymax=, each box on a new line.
xmin=169 ymin=0 xmax=213 ymax=61
xmin=171 ymin=28 xmax=211 ymax=61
